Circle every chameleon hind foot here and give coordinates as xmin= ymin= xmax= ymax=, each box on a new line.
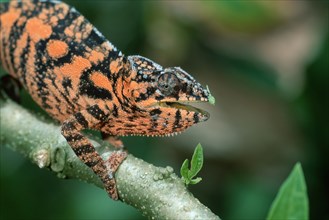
xmin=101 ymin=133 xmax=125 ymax=150
xmin=0 ymin=75 xmax=22 ymax=103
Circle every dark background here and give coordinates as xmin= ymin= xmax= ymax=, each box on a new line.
xmin=1 ymin=1 xmax=328 ymax=219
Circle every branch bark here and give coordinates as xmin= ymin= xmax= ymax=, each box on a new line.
xmin=0 ymin=99 xmax=220 ymax=220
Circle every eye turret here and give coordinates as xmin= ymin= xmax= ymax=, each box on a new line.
xmin=157 ymin=72 xmax=181 ymax=96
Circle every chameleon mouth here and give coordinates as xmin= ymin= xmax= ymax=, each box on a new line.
xmin=158 ymin=101 xmax=210 ymax=118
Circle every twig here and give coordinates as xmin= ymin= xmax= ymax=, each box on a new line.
xmin=0 ymin=99 xmax=220 ymax=219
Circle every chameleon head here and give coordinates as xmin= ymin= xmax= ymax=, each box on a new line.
xmin=124 ymin=55 xmax=210 ymax=136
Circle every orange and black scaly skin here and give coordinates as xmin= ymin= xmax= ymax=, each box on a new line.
xmin=0 ymin=0 xmax=210 ymax=200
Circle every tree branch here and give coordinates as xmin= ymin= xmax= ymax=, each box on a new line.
xmin=0 ymin=99 xmax=220 ymax=220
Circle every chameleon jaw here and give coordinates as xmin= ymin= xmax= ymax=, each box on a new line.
xmin=157 ymin=101 xmax=210 ymax=118
xmin=126 ymin=100 xmax=210 ymax=137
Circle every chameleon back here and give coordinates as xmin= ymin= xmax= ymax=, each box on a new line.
xmin=0 ymin=0 xmax=126 ymax=121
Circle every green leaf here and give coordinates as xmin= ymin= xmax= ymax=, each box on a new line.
xmin=206 ymin=85 xmax=216 ymax=105
xmin=180 ymin=144 xmax=205 ymax=186
xmin=190 ymin=177 xmax=202 ymax=185
xmin=266 ymin=162 xmax=309 ymax=220
xmin=180 ymin=159 xmax=189 ymax=179
xmin=188 ymin=143 xmax=204 ymax=179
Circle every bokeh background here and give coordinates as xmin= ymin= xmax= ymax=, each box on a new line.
xmin=1 ymin=0 xmax=328 ymax=219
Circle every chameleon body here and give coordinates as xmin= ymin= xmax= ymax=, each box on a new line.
xmin=0 ymin=0 xmax=210 ymax=200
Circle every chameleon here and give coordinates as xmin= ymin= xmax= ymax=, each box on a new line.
xmin=0 ymin=0 xmax=212 ymax=200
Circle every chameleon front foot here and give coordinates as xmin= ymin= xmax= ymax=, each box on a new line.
xmin=103 ymin=150 xmax=128 ymax=200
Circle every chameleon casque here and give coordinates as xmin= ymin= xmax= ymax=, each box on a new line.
xmin=0 ymin=0 xmax=211 ymax=200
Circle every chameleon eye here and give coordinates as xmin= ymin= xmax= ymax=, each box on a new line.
xmin=158 ymin=72 xmax=180 ymax=96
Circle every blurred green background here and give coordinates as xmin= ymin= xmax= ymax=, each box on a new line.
xmin=1 ymin=0 xmax=328 ymax=219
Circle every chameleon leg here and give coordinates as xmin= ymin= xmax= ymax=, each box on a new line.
xmin=61 ymin=105 xmax=127 ymax=200
xmin=101 ymin=133 xmax=125 ymax=149
xmin=0 ymin=75 xmax=22 ymax=103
